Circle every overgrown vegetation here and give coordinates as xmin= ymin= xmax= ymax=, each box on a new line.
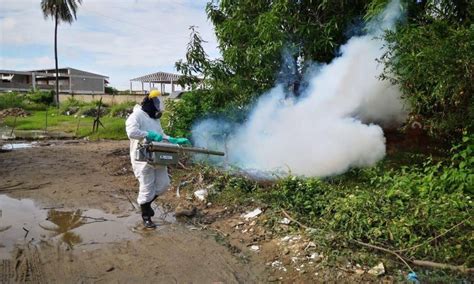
xmin=169 ymin=3 xmax=473 ymax=275
xmin=203 ymin=134 xmax=473 ymax=273
xmin=2 ymin=108 xmax=128 ymax=140
xmin=0 ymin=93 xmax=135 ymax=140
xmin=382 ymin=0 xmax=474 ymax=140
xmin=0 ymin=91 xmax=54 ymax=111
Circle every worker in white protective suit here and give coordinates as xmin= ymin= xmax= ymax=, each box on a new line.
xmin=125 ymin=90 xmax=189 ymax=228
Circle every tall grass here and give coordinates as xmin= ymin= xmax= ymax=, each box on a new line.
xmin=0 ymin=93 xmax=25 ymax=110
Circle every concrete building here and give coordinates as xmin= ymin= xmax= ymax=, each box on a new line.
xmin=0 ymin=67 xmax=109 ymax=94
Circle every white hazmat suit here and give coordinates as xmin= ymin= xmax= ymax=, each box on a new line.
xmin=126 ymin=104 xmax=170 ymax=205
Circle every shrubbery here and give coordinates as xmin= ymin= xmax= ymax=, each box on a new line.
xmin=205 ymin=134 xmax=473 ymax=267
xmin=271 ymin=134 xmax=473 ymax=266
xmin=0 ymin=91 xmax=54 ymax=111
xmin=382 ymin=22 xmax=474 ymax=139
xmin=0 ymin=93 xmax=25 ymax=110
xmin=109 ymin=101 xmax=135 ymax=118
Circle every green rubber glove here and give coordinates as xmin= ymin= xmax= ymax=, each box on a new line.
xmin=146 ymin=131 xmax=163 ymax=142
xmin=168 ymin=137 xmax=191 ymax=145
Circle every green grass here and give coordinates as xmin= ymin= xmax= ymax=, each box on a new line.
xmin=3 ymin=108 xmax=127 ymax=140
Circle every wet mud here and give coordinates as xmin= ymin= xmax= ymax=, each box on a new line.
xmin=0 ymin=140 xmax=268 ymax=283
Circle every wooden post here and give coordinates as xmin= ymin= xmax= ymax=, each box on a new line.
xmin=130 ymin=81 xmax=132 ymax=94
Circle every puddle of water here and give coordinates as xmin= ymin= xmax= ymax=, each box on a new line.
xmin=0 ymin=195 xmax=176 ymax=258
xmin=0 ymin=125 xmax=73 ymax=140
xmin=1 ymin=142 xmax=37 ymax=150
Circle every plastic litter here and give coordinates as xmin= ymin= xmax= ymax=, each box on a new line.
xmin=407 ymin=272 xmax=420 ymax=283
xmin=241 ymin=208 xmax=262 ymax=220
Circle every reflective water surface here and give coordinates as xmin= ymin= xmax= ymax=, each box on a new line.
xmin=0 ymin=195 xmax=177 ymax=258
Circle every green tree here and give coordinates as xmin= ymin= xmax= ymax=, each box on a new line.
xmin=171 ymin=1 xmax=372 ymax=135
xmin=41 ymin=0 xmax=82 ymax=107
xmin=206 ymin=0 xmax=370 ymax=97
xmin=381 ymin=0 xmax=474 ymax=139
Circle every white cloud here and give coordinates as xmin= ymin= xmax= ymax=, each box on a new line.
xmin=0 ymin=0 xmax=219 ymax=89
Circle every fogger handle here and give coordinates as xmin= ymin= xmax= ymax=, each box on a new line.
xmin=145 ymin=142 xmax=225 ymax=156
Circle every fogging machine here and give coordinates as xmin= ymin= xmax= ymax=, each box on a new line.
xmin=135 ymin=141 xmax=225 ymax=165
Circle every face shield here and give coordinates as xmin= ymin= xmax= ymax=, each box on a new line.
xmin=152 ymin=98 xmax=162 ymax=119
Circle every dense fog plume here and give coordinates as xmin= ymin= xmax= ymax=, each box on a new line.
xmin=191 ymin=0 xmax=407 ymax=177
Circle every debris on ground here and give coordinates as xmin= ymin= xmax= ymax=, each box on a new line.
xmin=174 ymin=206 xmax=197 ymax=218
xmin=367 ymin=262 xmax=385 ymax=276
xmin=279 ymin=217 xmax=291 ymax=225
xmin=270 ymin=260 xmax=287 ymax=272
xmin=193 ymin=188 xmax=208 ymax=201
xmin=241 ymin=208 xmax=262 ymax=220
xmin=249 ymin=245 xmax=260 ymax=252
xmin=0 ymin=108 xmax=30 ymax=120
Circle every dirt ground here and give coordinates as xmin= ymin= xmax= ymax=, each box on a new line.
xmin=0 ymin=140 xmax=395 ymax=283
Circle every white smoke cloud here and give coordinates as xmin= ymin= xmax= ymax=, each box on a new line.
xmin=191 ymin=0 xmax=407 ymax=177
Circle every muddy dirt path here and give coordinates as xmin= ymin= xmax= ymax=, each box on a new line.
xmin=0 ymin=140 xmax=268 ymax=283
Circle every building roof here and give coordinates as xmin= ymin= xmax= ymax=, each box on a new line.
xmin=0 ymin=69 xmax=39 ymax=76
xmin=29 ymin=67 xmax=108 ymax=78
xmin=130 ymin=71 xmax=182 ymax=83
xmin=1 ymin=68 xmax=109 ymax=80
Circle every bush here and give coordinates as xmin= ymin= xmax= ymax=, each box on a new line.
xmin=271 ymin=134 xmax=473 ymax=266
xmin=59 ymin=98 xmax=84 ymax=115
xmin=26 ymin=90 xmax=54 ymax=105
xmin=109 ymin=101 xmax=135 ymax=117
xmin=105 ymin=86 xmax=118 ymax=95
xmin=80 ymin=104 xmax=109 ymax=117
xmin=165 ymin=90 xmax=212 ymax=137
xmin=382 ymin=22 xmax=474 ymax=140
xmin=0 ymin=92 xmax=25 ymax=110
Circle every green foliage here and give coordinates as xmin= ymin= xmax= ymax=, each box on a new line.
xmin=26 ymin=90 xmax=54 ymax=105
xmin=165 ymin=91 xmax=211 ymax=137
xmin=271 ymin=134 xmax=473 ymax=266
xmin=171 ymin=1 xmax=372 ymax=136
xmin=108 ymin=101 xmax=135 ymax=117
xmin=41 ymin=0 xmax=82 ymax=24
xmin=164 ymin=90 xmax=249 ymax=137
xmin=202 ymin=133 xmax=473 ymax=268
xmin=104 ymin=86 xmax=118 ymax=95
xmin=0 ymin=91 xmax=54 ymax=111
xmin=3 ymin=108 xmax=126 ymax=140
xmin=0 ymin=93 xmax=25 ymax=110
xmin=382 ymin=21 xmax=474 ymax=139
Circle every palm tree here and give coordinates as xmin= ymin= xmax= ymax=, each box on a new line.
xmin=41 ymin=0 xmax=82 ymax=106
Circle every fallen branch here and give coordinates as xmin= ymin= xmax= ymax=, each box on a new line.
xmin=352 ymin=240 xmax=414 ymax=272
xmin=282 ymin=209 xmax=473 ymax=274
xmin=119 ymin=188 xmax=138 ymax=210
xmin=281 ymin=209 xmax=310 ymax=230
xmin=395 ymin=219 xmax=469 ymax=253
xmin=81 ymin=215 xmax=108 ymax=222
xmin=178 ymin=161 xmax=189 ymax=170
xmin=42 ymin=205 xmax=64 ymax=210
xmin=22 ymin=227 xmax=29 ymax=238
xmin=176 ymin=175 xmax=195 ymax=198
xmin=411 ymin=260 xmax=474 ymax=273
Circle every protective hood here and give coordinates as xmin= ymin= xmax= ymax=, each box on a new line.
xmin=141 ymin=97 xmax=160 ymax=119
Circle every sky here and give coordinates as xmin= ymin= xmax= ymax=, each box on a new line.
xmin=0 ymin=0 xmax=219 ymax=90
